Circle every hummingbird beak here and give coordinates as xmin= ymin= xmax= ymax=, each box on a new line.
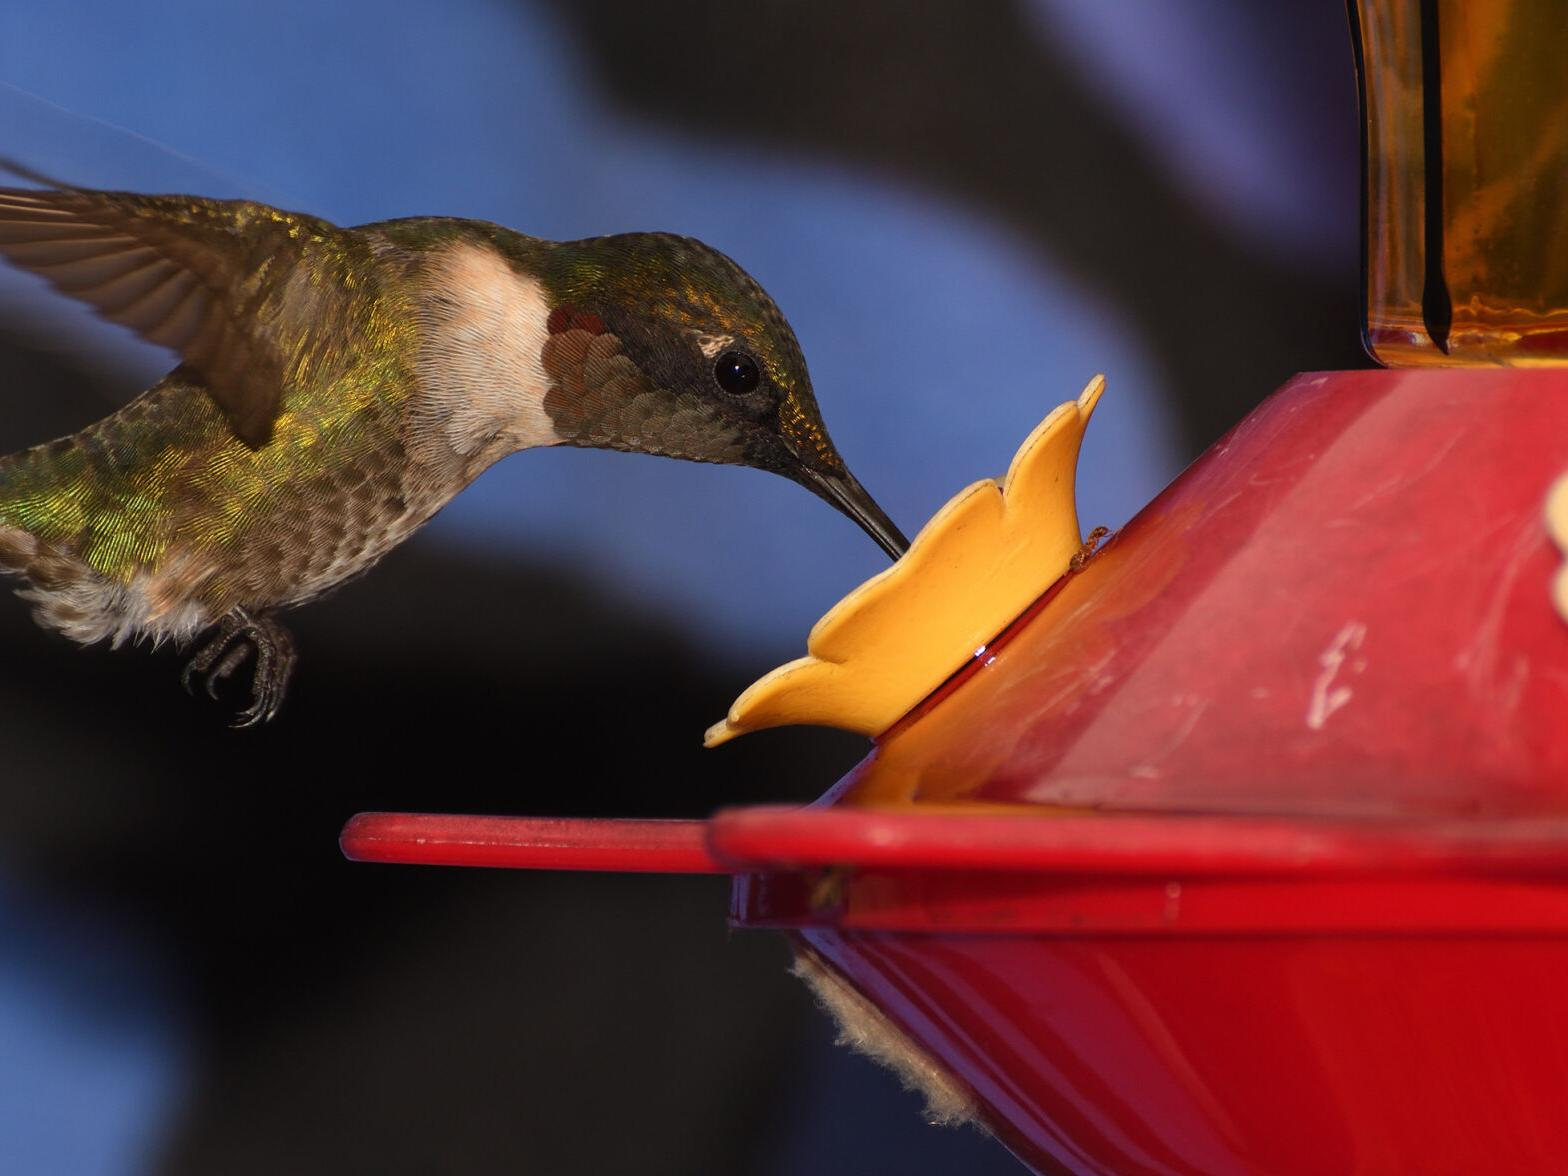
xmin=799 ymin=466 xmax=910 ymax=560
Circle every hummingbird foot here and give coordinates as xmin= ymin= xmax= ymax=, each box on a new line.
xmin=182 ymin=608 xmax=296 ymax=727
xmin=1069 ymin=526 xmax=1111 ymax=572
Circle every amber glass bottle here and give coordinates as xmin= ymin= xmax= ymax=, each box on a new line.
xmin=1352 ymin=0 xmax=1568 ymax=365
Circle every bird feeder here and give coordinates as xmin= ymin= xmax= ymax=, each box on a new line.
xmin=342 ymin=6 xmax=1568 ymax=1172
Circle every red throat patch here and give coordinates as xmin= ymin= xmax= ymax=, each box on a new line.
xmin=546 ymin=306 xmax=606 ymax=336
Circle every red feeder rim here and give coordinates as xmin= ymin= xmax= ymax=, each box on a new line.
xmin=340 ymin=808 xmax=1568 ymax=877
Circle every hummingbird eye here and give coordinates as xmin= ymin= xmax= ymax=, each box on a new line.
xmin=713 ymin=350 xmax=761 ymax=396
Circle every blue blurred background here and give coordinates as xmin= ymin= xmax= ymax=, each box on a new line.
xmin=0 ymin=2 xmax=1361 ymax=1172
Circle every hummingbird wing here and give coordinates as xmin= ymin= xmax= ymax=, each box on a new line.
xmin=0 ymin=185 xmax=343 ymax=447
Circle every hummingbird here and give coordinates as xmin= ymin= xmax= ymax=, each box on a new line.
xmin=0 ymin=175 xmax=907 ymax=725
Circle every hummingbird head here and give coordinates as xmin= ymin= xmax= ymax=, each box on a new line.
xmin=533 ymin=232 xmax=908 ymax=560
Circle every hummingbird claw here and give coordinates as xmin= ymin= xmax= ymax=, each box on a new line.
xmin=207 ymin=642 xmax=254 ymax=698
xmin=183 ymin=608 xmax=296 ymax=726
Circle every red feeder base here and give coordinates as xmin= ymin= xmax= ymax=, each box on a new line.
xmin=342 ymin=370 xmax=1568 ymax=1175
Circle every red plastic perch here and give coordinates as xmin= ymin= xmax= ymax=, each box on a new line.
xmin=340 ymin=812 xmax=725 ymax=873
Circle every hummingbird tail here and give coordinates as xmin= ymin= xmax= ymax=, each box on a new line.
xmin=0 ymin=444 xmax=121 ymax=645
xmin=0 ymin=452 xmax=34 ymax=574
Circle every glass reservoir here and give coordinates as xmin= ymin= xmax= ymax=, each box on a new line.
xmin=1352 ymin=0 xmax=1568 ymax=365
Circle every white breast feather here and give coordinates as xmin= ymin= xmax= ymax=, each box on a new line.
xmin=412 ymin=243 xmax=563 ymax=464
